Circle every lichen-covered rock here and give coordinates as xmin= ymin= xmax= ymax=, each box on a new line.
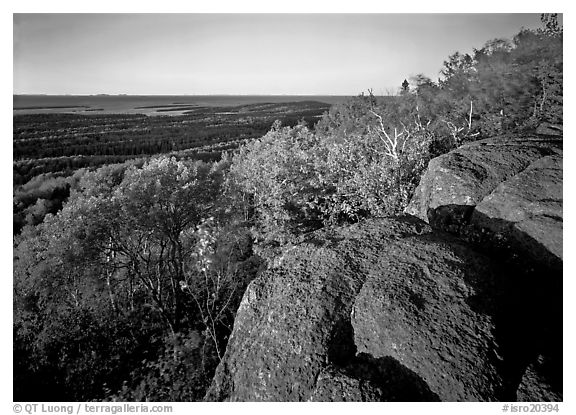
xmin=406 ymin=136 xmax=560 ymax=227
xmin=308 ymin=365 xmax=381 ymax=402
xmin=351 ymin=237 xmax=504 ymax=401
xmin=405 ymin=136 xmax=562 ymax=269
xmin=205 ymin=229 xmax=368 ymax=402
xmin=205 ymin=217 xmax=507 ymax=401
xmin=472 ymin=155 xmax=562 ymax=269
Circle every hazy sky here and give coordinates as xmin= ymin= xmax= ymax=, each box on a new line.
xmin=13 ymin=13 xmax=547 ymax=95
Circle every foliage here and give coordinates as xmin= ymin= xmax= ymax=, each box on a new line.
xmin=107 ymin=332 xmax=217 ymax=401
xmin=229 ymin=122 xmax=323 ymax=247
xmin=401 ymin=79 xmax=410 ymax=94
xmin=433 ymin=14 xmax=562 ymax=138
xmin=227 ymin=16 xmax=562 ymax=256
xmin=180 ymin=217 xmax=257 ymax=360
xmin=229 ymin=107 xmax=433 ymax=252
xmin=13 ymin=172 xmax=76 ymax=234
xmin=13 ymin=101 xmax=329 ymax=185
xmin=13 ymin=156 xmax=259 ymax=401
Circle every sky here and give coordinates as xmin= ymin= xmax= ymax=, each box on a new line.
xmin=13 ymin=13 xmax=550 ymax=95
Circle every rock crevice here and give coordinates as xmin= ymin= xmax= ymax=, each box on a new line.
xmin=406 ymin=136 xmax=562 ymax=270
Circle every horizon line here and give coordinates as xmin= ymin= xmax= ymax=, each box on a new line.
xmin=13 ymin=93 xmax=366 ymax=97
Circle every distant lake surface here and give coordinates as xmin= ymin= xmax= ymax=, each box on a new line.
xmin=13 ymin=95 xmax=350 ymax=115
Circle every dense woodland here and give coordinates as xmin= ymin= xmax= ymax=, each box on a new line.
xmin=13 ymin=16 xmax=562 ymax=401
xmin=13 ymin=101 xmax=329 ymax=234
xmin=13 ymin=101 xmax=329 ymax=184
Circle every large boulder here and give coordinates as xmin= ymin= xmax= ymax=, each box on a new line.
xmin=404 ymin=135 xmax=563 ymax=401
xmin=206 ymin=217 xmax=512 ymax=401
xmin=472 ymin=155 xmax=562 ymax=269
xmin=351 ymin=246 xmax=503 ymax=401
xmin=405 ymin=136 xmax=562 ymax=268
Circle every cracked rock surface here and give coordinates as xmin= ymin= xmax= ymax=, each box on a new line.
xmin=205 ymin=217 xmax=509 ymax=401
xmin=405 ymin=135 xmax=562 ymax=270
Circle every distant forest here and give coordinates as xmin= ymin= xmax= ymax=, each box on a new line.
xmin=13 ymin=15 xmax=562 ymax=401
xmin=13 ymin=101 xmax=330 ymax=234
xmin=14 ymin=101 xmax=330 ymax=184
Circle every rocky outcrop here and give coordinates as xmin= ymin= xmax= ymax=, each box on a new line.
xmin=205 ymin=217 xmax=542 ymax=402
xmin=472 ymin=155 xmax=562 ymax=269
xmin=351 ymin=247 xmax=503 ymax=401
xmin=405 ymin=136 xmax=562 ymax=269
xmin=205 ymin=135 xmax=562 ymax=402
xmin=402 ymin=135 xmax=563 ymax=401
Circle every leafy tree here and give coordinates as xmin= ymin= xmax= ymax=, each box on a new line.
xmin=541 ymin=13 xmax=562 ymax=37
xmin=229 ymin=121 xmax=322 ymax=249
xmin=401 ymin=79 xmax=410 ymax=94
xmin=229 ymin=103 xmax=433 ymax=255
xmin=14 ymin=155 xmax=258 ymax=401
xmin=435 ymin=15 xmax=563 ymax=136
xmin=180 ymin=217 xmax=257 ymax=360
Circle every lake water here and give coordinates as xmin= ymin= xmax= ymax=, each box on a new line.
xmin=13 ymin=95 xmax=350 ymax=116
